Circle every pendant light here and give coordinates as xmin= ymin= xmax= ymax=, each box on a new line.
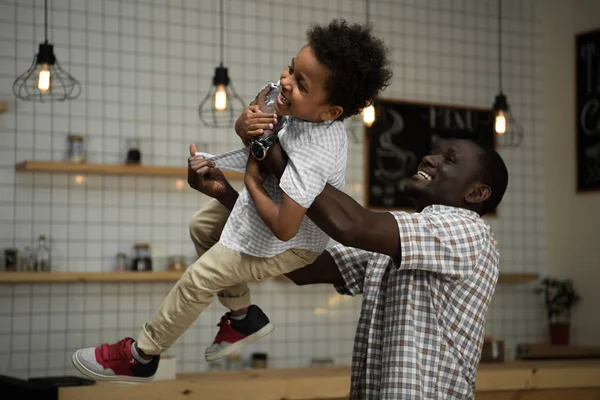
xmin=198 ymin=0 xmax=244 ymax=127
xmin=492 ymin=0 xmax=523 ymax=148
xmin=362 ymin=0 xmax=376 ymax=127
xmin=12 ymin=0 xmax=81 ymax=102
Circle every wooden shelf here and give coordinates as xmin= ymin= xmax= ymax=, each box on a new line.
xmin=0 ymin=101 xmax=7 ymax=114
xmin=0 ymin=271 xmax=185 ymax=283
xmin=0 ymin=271 xmax=538 ymax=284
xmin=15 ymin=160 xmax=243 ymax=180
xmin=497 ymin=273 xmax=539 ymax=283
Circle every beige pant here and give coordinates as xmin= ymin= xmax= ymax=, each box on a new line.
xmin=136 ymin=198 xmax=320 ymax=355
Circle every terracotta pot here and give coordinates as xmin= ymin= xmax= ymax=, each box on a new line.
xmin=549 ymin=323 xmax=570 ymax=345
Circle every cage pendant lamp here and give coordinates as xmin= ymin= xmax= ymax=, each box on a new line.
xmin=198 ymin=0 xmax=244 ymax=127
xmin=492 ymin=0 xmax=523 ymax=148
xmin=361 ymin=0 xmax=376 ymax=128
xmin=13 ymin=0 xmax=81 ymax=102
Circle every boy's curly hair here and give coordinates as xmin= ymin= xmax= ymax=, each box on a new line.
xmin=307 ymin=18 xmax=393 ymax=120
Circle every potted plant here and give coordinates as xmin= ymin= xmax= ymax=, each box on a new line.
xmin=535 ymin=277 xmax=581 ymax=345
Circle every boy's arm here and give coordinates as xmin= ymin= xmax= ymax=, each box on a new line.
xmin=245 ymin=163 xmax=307 ymax=241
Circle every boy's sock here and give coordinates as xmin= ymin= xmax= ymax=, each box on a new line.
xmin=230 ymin=313 xmax=247 ymax=321
xmin=131 ymin=341 xmax=151 ymax=364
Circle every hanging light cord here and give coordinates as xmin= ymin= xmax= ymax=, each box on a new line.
xmin=219 ymin=0 xmax=224 ymax=65
xmin=44 ymin=0 xmax=48 ymax=43
xmin=498 ymin=0 xmax=502 ymax=93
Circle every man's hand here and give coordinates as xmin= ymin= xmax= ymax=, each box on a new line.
xmin=188 ymin=143 xmax=229 ymax=199
xmin=235 ymin=87 xmax=278 ymax=143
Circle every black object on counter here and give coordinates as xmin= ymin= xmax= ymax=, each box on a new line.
xmin=251 ymin=352 xmax=268 ymax=369
xmin=0 ymin=374 xmax=94 ymax=399
xmin=3 ymin=248 xmax=18 ymax=271
xmin=132 ymin=243 xmax=152 ymax=271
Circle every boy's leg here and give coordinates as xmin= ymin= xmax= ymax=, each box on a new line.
xmin=189 ymin=198 xmax=230 ymax=257
xmin=71 ymin=242 xmax=252 ymax=382
xmin=204 ymin=248 xmax=320 ymax=361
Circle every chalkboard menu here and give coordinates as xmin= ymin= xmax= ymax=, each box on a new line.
xmin=576 ymin=28 xmax=600 ymax=192
xmin=365 ymin=98 xmax=495 ymax=210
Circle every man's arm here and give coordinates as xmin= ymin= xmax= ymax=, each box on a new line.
xmin=261 ymin=144 xmax=400 ymax=260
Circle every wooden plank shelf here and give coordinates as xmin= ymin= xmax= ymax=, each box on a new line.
xmin=0 ymin=271 xmax=538 ymax=284
xmin=0 ymin=101 xmax=7 ymax=114
xmin=15 ymin=160 xmax=243 ymax=180
xmin=0 ymin=271 xmax=185 ymax=283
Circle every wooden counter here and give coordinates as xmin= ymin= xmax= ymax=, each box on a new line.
xmin=59 ymin=361 xmax=600 ymax=400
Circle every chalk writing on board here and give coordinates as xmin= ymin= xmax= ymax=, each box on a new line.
xmin=576 ymin=28 xmax=600 ymax=191
xmin=366 ymin=99 xmax=495 ymax=209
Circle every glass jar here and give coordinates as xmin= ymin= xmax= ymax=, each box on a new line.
xmin=167 ymin=255 xmax=186 ymax=271
xmin=132 ymin=243 xmax=152 ymax=271
xmin=116 ymin=252 xmax=127 ymax=272
xmin=67 ymin=135 xmax=86 ymax=164
xmin=19 ymin=246 xmax=34 ymax=271
xmin=125 ymin=138 xmax=141 ymax=165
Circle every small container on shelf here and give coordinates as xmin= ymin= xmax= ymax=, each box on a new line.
xmin=167 ymin=255 xmax=186 ymax=271
xmin=251 ymin=353 xmax=268 ymax=369
xmin=67 ymin=135 xmax=86 ymax=164
xmin=35 ymin=235 xmax=51 ymax=271
xmin=3 ymin=248 xmax=18 ymax=271
xmin=19 ymin=246 xmax=34 ymax=271
xmin=116 ymin=252 xmax=127 ymax=272
xmin=132 ymin=243 xmax=152 ymax=271
xmin=125 ymin=138 xmax=142 ymax=165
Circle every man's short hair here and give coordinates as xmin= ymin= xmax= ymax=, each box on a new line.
xmin=477 ymin=143 xmax=509 ymax=215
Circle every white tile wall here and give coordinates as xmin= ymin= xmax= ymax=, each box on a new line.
xmin=0 ymin=0 xmax=546 ymax=378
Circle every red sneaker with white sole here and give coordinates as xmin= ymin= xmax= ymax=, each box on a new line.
xmin=205 ymin=304 xmax=274 ymax=361
xmin=72 ymin=337 xmax=159 ymax=383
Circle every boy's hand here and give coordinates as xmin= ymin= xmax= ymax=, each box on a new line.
xmin=235 ymin=87 xmax=278 ymax=140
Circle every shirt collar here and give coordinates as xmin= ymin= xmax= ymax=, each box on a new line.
xmin=421 ymin=204 xmax=481 ymax=219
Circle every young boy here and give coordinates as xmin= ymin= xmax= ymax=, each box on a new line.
xmin=71 ymin=18 xmax=392 ymax=383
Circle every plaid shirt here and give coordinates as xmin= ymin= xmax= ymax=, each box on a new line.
xmin=216 ymin=116 xmax=347 ymax=257
xmin=329 ymin=205 xmax=499 ymax=399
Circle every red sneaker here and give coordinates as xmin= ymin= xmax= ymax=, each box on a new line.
xmin=205 ymin=304 xmax=274 ymax=361
xmin=72 ymin=337 xmax=159 ymax=383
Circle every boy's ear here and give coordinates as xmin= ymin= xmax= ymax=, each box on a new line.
xmin=320 ymin=105 xmax=343 ymax=121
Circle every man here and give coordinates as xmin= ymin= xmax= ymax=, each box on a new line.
xmin=187 ymin=133 xmax=508 ymax=399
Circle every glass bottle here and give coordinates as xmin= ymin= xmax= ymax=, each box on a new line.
xmin=4 ymin=248 xmax=18 ymax=271
xmin=125 ymin=138 xmax=142 ymax=165
xmin=35 ymin=235 xmax=51 ymax=272
xmin=132 ymin=243 xmax=152 ymax=271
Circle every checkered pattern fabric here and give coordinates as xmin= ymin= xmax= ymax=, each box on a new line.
xmin=210 ymin=115 xmax=347 ymax=258
xmin=329 ymin=205 xmax=499 ymax=400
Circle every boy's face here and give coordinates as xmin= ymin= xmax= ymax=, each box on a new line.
xmin=275 ymin=45 xmax=343 ymax=122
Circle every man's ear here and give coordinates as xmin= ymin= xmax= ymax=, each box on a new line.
xmin=465 ymin=183 xmax=491 ymax=205
xmin=320 ymin=105 xmax=343 ymax=122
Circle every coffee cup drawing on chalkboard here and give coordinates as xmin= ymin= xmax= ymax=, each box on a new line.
xmin=373 ymin=109 xmax=419 ymax=201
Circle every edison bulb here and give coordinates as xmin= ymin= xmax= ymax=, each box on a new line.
xmin=214 ymin=84 xmax=227 ymax=111
xmin=495 ymin=110 xmax=506 ymax=134
xmin=363 ymin=105 xmax=375 ymax=127
xmin=37 ymin=63 xmax=51 ymax=93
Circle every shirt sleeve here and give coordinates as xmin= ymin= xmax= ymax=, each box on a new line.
xmin=326 ymin=244 xmax=373 ymax=296
xmin=393 ymin=211 xmax=484 ymax=278
xmin=279 ymin=144 xmax=334 ymax=208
